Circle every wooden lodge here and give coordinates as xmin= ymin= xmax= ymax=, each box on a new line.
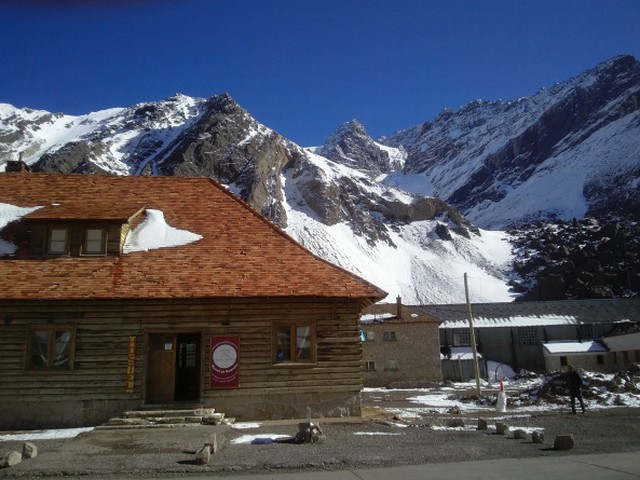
xmin=0 ymin=171 xmax=386 ymax=429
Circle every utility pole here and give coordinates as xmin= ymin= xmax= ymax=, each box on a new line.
xmin=464 ymin=273 xmax=482 ymax=397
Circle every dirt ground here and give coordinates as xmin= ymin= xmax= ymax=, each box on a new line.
xmin=1 ymin=390 xmax=640 ymax=478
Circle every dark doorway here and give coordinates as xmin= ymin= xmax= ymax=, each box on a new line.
xmin=174 ymin=333 xmax=201 ymax=401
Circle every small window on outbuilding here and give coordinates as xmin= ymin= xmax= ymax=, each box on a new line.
xmin=518 ymin=326 xmax=539 ymax=345
xmin=597 ymin=355 xmax=604 ymax=365
xmin=383 ymin=359 xmax=398 ymax=371
xmin=578 ymin=324 xmax=593 ymax=340
xmin=560 ymin=356 xmax=568 ymax=366
xmin=383 ymin=331 xmax=397 ymax=341
xmin=452 ymin=328 xmax=471 ymax=346
xmin=364 ymin=361 xmax=376 ymax=371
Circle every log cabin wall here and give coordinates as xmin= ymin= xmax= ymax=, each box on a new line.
xmin=0 ymin=297 xmax=364 ymax=429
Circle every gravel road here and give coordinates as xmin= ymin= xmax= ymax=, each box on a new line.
xmin=1 ymin=391 xmax=639 ymax=479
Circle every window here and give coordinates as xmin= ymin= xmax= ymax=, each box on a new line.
xmin=578 ymin=324 xmax=593 ymax=340
xmin=383 ymin=330 xmax=397 ymax=341
xmin=28 ymin=326 xmax=75 ymax=369
xmin=82 ymin=227 xmax=106 ymax=255
xmin=560 ymin=356 xmax=568 ymax=366
xmin=47 ymin=227 xmax=69 ymax=255
xmin=383 ymin=359 xmax=398 ymax=371
xmin=363 ymin=330 xmax=374 ymax=341
xmin=273 ymin=322 xmax=315 ymax=363
xmin=597 ymin=355 xmax=604 ymax=365
xmin=364 ymin=361 xmax=376 ymax=371
xmin=518 ymin=326 xmax=539 ymax=345
xmin=452 ymin=328 xmax=471 ymax=346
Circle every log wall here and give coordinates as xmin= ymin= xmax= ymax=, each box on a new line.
xmin=0 ymin=297 xmax=364 ymax=429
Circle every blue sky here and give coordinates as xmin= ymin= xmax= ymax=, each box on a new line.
xmin=1 ymin=0 xmax=639 ymax=146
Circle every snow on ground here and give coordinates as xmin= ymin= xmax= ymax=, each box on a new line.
xmin=2 ymin=372 xmax=636 ymax=442
xmin=283 ymin=187 xmax=515 ymax=304
xmin=0 ymin=427 xmax=93 ymax=442
xmin=231 ymin=434 xmax=292 ymax=445
xmin=366 ymin=370 xmax=640 ymax=425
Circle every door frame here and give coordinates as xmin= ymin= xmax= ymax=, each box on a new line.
xmin=144 ymin=331 xmax=203 ymax=404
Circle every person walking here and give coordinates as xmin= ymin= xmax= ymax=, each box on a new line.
xmin=567 ymin=365 xmax=586 ymax=414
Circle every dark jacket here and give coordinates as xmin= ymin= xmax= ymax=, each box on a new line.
xmin=567 ymin=370 xmax=583 ymax=394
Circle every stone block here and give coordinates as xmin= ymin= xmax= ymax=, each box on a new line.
xmin=22 ymin=442 xmax=38 ymax=459
xmin=513 ymin=429 xmax=527 ymax=440
xmin=477 ymin=418 xmax=488 ymax=430
xmin=205 ymin=433 xmax=218 ymax=454
xmin=495 ymin=422 xmax=509 ymax=435
xmin=194 ymin=445 xmax=211 ymax=465
xmin=0 ymin=451 xmax=22 ymax=468
xmin=553 ymin=434 xmax=575 ymax=450
xmin=447 ymin=418 xmax=465 ymax=428
xmin=532 ymin=431 xmax=545 ymax=444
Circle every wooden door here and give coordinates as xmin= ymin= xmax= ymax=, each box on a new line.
xmin=146 ymin=334 xmax=176 ymax=403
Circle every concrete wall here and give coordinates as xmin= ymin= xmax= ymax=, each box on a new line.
xmin=362 ymin=320 xmax=442 ymax=387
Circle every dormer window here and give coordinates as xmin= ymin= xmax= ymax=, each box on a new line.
xmin=47 ymin=227 xmax=69 ymax=255
xmin=82 ymin=227 xmax=106 ymax=256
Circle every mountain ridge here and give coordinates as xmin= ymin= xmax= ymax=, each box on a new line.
xmin=1 ymin=54 xmax=638 ymax=303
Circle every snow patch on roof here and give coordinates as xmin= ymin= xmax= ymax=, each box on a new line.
xmin=360 ymin=313 xmax=396 ymax=324
xmin=440 ymin=314 xmax=583 ymax=329
xmin=0 ymin=202 xmax=42 ymax=256
xmin=542 ymin=341 xmax=607 ymax=355
xmin=123 ymin=209 xmax=202 ymax=252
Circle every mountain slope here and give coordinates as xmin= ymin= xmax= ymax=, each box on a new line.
xmin=382 ymin=54 xmax=640 ymax=228
xmin=1 ymin=55 xmax=638 ymax=303
xmin=0 ymin=96 xmax=514 ymax=304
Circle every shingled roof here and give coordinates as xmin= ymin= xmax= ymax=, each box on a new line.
xmin=0 ymin=173 xmax=387 ymax=302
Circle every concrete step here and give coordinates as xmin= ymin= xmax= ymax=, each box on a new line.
xmin=103 ymin=406 xmax=233 ymax=428
xmin=122 ymin=407 xmax=215 ymax=419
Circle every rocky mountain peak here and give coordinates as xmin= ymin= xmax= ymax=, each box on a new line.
xmin=318 ymin=119 xmax=397 ymax=175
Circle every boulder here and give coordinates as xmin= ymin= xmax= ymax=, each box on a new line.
xmin=22 ymin=442 xmax=38 ymax=459
xmin=513 ymin=429 xmax=527 ymax=440
xmin=447 ymin=418 xmax=465 ymax=428
xmin=194 ymin=445 xmax=211 ymax=465
xmin=0 ymin=451 xmax=22 ymax=468
xmin=205 ymin=433 xmax=218 ymax=454
xmin=532 ymin=431 xmax=545 ymax=444
xmin=495 ymin=422 xmax=509 ymax=435
xmin=553 ymin=434 xmax=575 ymax=450
xmin=295 ymin=422 xmax=325 ymax=444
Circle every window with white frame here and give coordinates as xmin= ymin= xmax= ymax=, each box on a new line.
xmin=82 ymin=227 xmax=106 ymax=255
xmin=47 ymin=227 xmax=69 ymax=255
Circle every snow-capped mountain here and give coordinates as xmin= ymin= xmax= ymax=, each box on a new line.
xmin=382 ymin=54 xmax=640 ymax=228
xmin=1 ymin=55 xmax=638 ymax=304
